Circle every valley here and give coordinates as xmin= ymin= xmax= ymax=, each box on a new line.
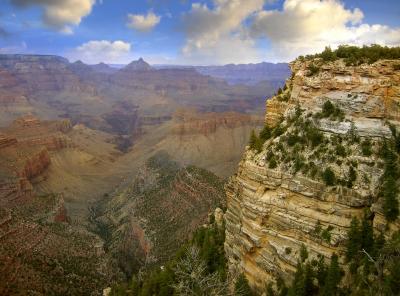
xmin=0 ymin=54 xmax=286 ymax=294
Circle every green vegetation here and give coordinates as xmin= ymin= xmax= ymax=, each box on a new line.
xmin=381 ymin=141 xmax=400 ymax=221
xmin=344 ymin=216 xmax=400 ymax=295
xmin=267 ymin=220 xmax=400 ymax=296
xmin=347 ymin=165 xmax=357 ymax=188
xmin=322 ymin=167 xmax=336 ymax=186
xmin=267 ymin=251 xmax=343 ymax=296
xmin=307 ymin=45 xmax=400 ymax=65
xmin=111 ymin=218 xmax=227 ymax=296
xmin=306 ymin=63 xmax=320 ymax=76
xmin=361 ymin=138 xmax=373 ymax=156
xmin=249 ymin=129 xmax=263 ymax=152
xmin=314 ymin=100 xmax=345 ymax=121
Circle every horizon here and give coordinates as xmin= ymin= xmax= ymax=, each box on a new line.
xmin=0 ymin=0 xmax=399 ymax=65
xmin=0 ymin=52 xmax=291 ymax=66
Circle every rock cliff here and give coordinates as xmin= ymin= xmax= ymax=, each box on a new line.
xmin=224 ymin=58 xmax=400 ymax=291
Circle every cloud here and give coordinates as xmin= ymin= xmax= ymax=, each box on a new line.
xmin=181 ymin=0 xmax=264 ymax=64
xmin=67 ymin=40 xmax=132 ymax=64
xmin=11 ymin=0 xmax=95 ymax=33
xmin=250 ymin=0 xmax=400 ymax=61
xmin=127 ymin=11 xmax=161 ymax=32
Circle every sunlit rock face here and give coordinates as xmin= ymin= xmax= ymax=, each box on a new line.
xmin=224 ymin=58 xmax=400 ymax=292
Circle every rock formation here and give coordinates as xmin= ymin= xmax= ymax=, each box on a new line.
xmin=224 ymin=58 xmax=400 ymax=291
xmin=172 ymin=109 xmax=263 ymax=136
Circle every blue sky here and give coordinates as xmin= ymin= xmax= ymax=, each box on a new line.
xmin=0 ymin=0 xmax=399 ymax=65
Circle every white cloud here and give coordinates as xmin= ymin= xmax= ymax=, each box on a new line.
xmin=11 ymin=0 xmax=96 ymax=33
xmin=250 ymin=0 xmax=400 ymax=61
xmin=181 ymin=0 xmax=264 ymax=64
xmin=127 ymin=11 xmax=161 ymax=32
xmin=67 ymin=40 xmax=132 ymax=64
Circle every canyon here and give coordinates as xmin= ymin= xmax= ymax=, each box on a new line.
xmin=0 ymin=54 xmax=287 ymax=294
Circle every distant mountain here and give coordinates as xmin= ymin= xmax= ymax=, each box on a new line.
xmin=153 ymin=62 xmax=290 ymax=85
xmin=121 ymin=57 xmax=153 ymax=72
xmin=195 ymin=62 xmax=290 ymax=85
xmin=90 ymin=62 xmax=117 ymax=74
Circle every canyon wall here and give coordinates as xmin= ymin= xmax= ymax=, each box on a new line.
xmin=224 ymin=58 xmax=400 ymax=291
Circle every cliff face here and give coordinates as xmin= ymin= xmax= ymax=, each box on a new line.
xmin=0 ymin=116 xmax=73 ymax=207
xmin=224 ymin=59 xmax=400 ymax=291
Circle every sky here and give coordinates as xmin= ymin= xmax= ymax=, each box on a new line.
xmin=0 ymin=0 xmax=399 ymax=65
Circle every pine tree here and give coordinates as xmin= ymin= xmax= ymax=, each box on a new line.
xmin=360 ymin=215 xmax=374 ymax=253
xmin=260 ymin=125 xmax=272 ymax=142
xmin=321 ymin=254 xmax=342 ymax=296
xmin=303 ymin=262 xmax=316 ymax=295
xmin=316 ymin=255 xmax=327 ymax=288
xmin=383 ymin=176 xmax=399 ymax=222
xmin=289 ymin=262 xmax=305 ymax=296
xmin=346 ymin=217 xmax=361 ymax=262
xmin=300 ymin=244 xmax=308 ymax=263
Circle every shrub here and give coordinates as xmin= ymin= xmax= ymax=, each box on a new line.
xmin=272 ymin=125 xmax=286 ymax=137
xmin=307 ymin=125 xmax=324 ymax=148
xmin=314 ymin=220 xmax=322 ymax=236
xmin=308 ymin=45 xmax=400 ymax=65
xmin=269 ymin=158 xmax=277 ymax=169
xmin=347 ymin=166 xmax=357 ymax=188
xmin=336 ymin=144 xmax=346 ymax=157
xmin=287 ymin=133 xmax=300 ymax=146
xmin=316 ymin=100 xmax=345 ymax=121
xmin=361 ymin=139 xmax=372 ymax=156
xmin=259 ymin=125 xmax=272 ymax=142
xmin=293 ymin=156 xmax=304 ymax=173
xmin=306 ymin=63 xmax=320 ymax=76
xmin=322 ymin=100 xmax=335 ymax=116
xmin=320 ymin=46 xmax=337 ymax=62
xmin=322 ymin=167 xmax=336 ymax=186
xmin=321 ymin=226 xmax=334 ymax=243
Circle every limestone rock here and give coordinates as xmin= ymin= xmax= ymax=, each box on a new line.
xmin=225 ymin=58 xmax=400 ymax=292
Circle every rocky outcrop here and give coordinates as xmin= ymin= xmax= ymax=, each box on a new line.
xmin=0 ymin=117 xmax=73 ymax=206
xmin=225 ymin=58 xmax=400 ymax=292
xmin=266 ymin=59 xmax=400 ymax=128
xmin=18 ymin=148 xmax=51 ymax=180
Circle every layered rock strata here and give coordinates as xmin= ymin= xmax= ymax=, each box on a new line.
xmin=225 ymin=58 xmax=400 ymax=291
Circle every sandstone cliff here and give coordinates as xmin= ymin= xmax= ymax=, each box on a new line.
xmin=224 ymin=58 xmax=400 ymax=291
